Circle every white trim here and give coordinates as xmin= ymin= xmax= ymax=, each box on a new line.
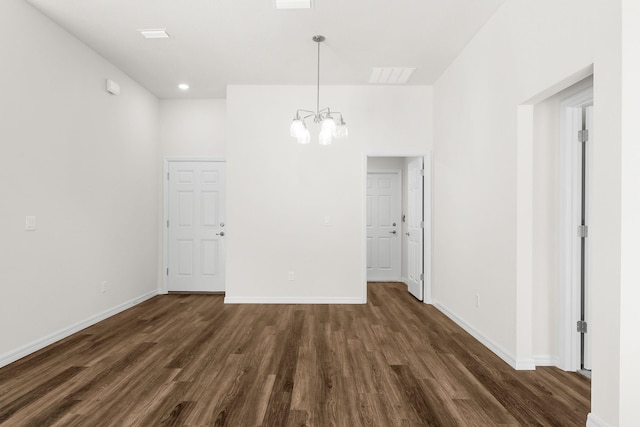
xmin=423 ymin=151 xmax=433 ymax=305
xmin=559 ymin=88 xmax=593 ymax=371
xmin=0 ymin=290 xmax=158 ymax=369
xmin=586 ymin=413 xmax=611 ymax=427
xmin=532 ymin=355 xmax=560 ymax=367
xmin=516 ymin=105 xmax=534 ymax=367
xmin=433 ymin=300 xmax=536 ymax=370
xmin=362 ymin=155 xmax=369 ymax=303
xmin=162 ymin=158 xmax=226 ymax=294
xmin=224 ymin=296 xmax=365 ymax=304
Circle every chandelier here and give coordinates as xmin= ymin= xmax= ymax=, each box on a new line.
xmin=290 ymin=35 xmax=348 ymax=145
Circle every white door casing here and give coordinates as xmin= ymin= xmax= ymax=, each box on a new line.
xmin=407 ymin=158 xmax=424 ymax=300
xmin=367 ymin=171 xmax=401 ymax=281
xmin=167 ymin=161 xmax=226 ymax=292
xmin=583 ymin=105 xmax=593 ymax=371
xmin=559 ymin=87 xmax=593 ymax=371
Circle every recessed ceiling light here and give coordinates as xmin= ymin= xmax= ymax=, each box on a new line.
xmin=138 ymin=29 xmax=171 ymax=39
xmin=178 ymin=83 xmax=190 ymax=90
xmin=369 ymin=67 xmax=416 ymax=84
xmin=275 ymin=0 xmax=311 ymax=9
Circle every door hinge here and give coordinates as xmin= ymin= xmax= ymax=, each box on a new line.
xmin=577 ymin=320 xmax=588 ymax=334
xmin=166 ymin=268 xmax=169 ymax=276
xmin=420 ymin=169 xmax=425 ymax=177
xmin=167 ymin=172 xmax=170 ymax=180
xmin=419 ymin=273 xmax=424 ymax=281
xmin=167 ymin=219 xmax=169 ymax=228
xmin=420 ymin=221 xmax=425 ymax=228
xmin=578 ymin=129 xmax=589 ymax=143
xmin=578 ymin=225 xmax=588 ymax=238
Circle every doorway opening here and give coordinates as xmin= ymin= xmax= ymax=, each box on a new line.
xmin=365 ymin=155 xmax=432 ymax=303
xmin=529 ymin=72 xmax=592 ymax=374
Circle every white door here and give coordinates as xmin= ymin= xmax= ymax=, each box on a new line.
xmin=407 ymin=158 xmax=424 ymax=300
xmin=167 ymin=161 xmax=226 ymax=292
xmin=366 ymin=172 xmax=401 ymax=281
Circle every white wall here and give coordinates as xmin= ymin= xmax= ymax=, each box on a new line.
xmin=0 ymin=0 xmax=160 ymax=365
xmin=618 ymin=4 xmax=640 ymax=424
xmin=367 ymin=157 xmax=404 ymax=171
xmin=225 ymin=85 xmax=431 ymax=302
xmin=591 ymin=0 xmax=640 ymax=424
xmin=434 ymin=0 xmax=640 ymax=424
xmin=160 ymin=99 xmax=226 ymax=158
xmin=433 ymin=0 xmax=595 ymax=367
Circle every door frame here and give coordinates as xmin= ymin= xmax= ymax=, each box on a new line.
xmin=559 ymin=89 xmax=593 ymax=371
xmin=367 ymin=169 xmax=403 ymax=282
xmin=162 ymin=157 xmax=226 ymax=294
xmin=363 ymin=153 xmax=432 ymax=304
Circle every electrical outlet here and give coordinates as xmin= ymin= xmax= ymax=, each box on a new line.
xmin=101 ymin=281 xmax=107 ymax=293
xmin=288 ymin=271 xmax=295 ymax=281
xmin=25 ymin=216 xmax=37 ymax=231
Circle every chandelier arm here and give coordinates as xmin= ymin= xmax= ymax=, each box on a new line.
xmin=295 ymin=109 xmax=315 ymax=118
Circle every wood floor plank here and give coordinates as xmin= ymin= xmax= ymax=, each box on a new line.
xmin=0 ymin=366 xmax=85 ymax=424
xmin=0 ymin=283 xmax=591 ymax=426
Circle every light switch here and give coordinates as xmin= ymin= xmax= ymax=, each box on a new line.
xmin=25 ymin=216 xmax=37 ymax=231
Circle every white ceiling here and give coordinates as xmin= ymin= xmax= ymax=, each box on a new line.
xmin=24 ymin=0 xmax=506 ymax=99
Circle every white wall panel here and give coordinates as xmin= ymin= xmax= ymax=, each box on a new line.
xmin=0 ymin=0 xmax=159 ymax=362
xmin=226 ymin=85 xmax=431 ymax=301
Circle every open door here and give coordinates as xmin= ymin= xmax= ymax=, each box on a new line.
xmin=407 ymin=158 xmax=424 ymax=300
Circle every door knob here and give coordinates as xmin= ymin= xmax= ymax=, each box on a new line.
xmin=389 ymin=230 xmax=397 ymax=235
xmin=216 ymin=231 xmax=225 ymax=237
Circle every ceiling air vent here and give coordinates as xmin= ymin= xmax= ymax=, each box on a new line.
xmin=138 ymin=29 xmax=171 ymax=39
xmin=369 ymin=67 xmax=416 ymax=84
xmin=275 ymin=0 xmax=311 ymax=9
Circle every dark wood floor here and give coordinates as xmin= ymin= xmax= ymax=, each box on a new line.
xmin=0 ymin=282 xmax=590 ymax=426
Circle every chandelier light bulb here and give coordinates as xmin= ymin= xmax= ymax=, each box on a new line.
xmin=290 ymin=119 xmax=305 ymax=137
xmin=297 ymin=127 xmax=311 ymax=144
xmin=335 ymin=121 xmax=349 ymax=138
xmin=321 ymin=117 xmax=336 ymax=136
xmin=318 ymin=130 xmax=333 ymax=146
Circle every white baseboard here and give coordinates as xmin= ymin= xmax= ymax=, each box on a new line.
xmin=532 ymin=355 xmax=560 ymax=367
xmin=0 ymin=289 xmax=159 ymax=369
xmin=224 ymin=296 xmax=365 ymax=304
xmin=587 ymin=413 xmax=610 ymax=427
xmin=433 ymin=300 xmax=535 ymax=371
